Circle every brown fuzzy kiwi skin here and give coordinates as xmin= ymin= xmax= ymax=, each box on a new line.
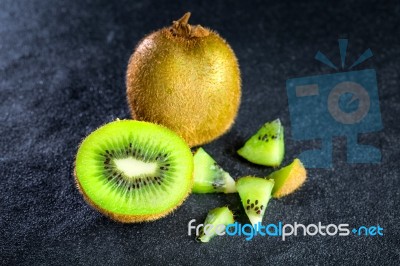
xmin=126 ymin=13 xmax=241 ymax=147
xmin=73 ymin=119 xmax=194 ymax=223
xmin=272 ymin=161 xmax=307 ymax=198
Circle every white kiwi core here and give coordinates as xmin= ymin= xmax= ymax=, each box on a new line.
xmin=114 ymin=157 xmax=158 ymax=178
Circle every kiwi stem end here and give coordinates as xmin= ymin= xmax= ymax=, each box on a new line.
xmin=171 ymin=12 xmax=209 ymax=38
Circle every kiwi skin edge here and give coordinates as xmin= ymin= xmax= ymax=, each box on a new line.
xmin=74 ymin=168 xmax=193 ymax=223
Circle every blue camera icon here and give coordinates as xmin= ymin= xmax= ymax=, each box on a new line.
xmin=286 ymin=39 xmax=383 ymax=168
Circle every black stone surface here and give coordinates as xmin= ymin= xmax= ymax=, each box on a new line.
xmin=1 ymin=0 xmax=399 ymax=265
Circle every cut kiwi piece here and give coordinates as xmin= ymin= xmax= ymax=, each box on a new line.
xmin=236 ymin=176 xmax=274 ymax=226
xmin=237 ymin=119 xmax=284 ymax=167
xmin=267 ymin=158 xmax=307 ymax=198
xmin=198 ymin=206 xmax=235 ymax=243
xmin=74 ymin=119 xmax=193 ymax=223
xmin=192 ymin=148 xmax=236 ymax=193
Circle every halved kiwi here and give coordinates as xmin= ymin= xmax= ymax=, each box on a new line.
xmin=267 ymin=158 xmax=307 ymax=198
xmin=236 ymin=176 xmax=274 ymax=226
xmin=237 ymin=119 xmax=284 ymax=167
xmin=74 ymin=119 xmax=193 ymax=223
xmin=198 ymin=206 xmax=235 ymax=243
xmin=192 ymin=148 xmax=236 ymax=193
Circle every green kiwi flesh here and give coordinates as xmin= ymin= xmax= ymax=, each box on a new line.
xmin=198 ymin=206 xmax=235 ymax=243
xmin=236 ymin=176 xmax=274 ymax=226
xmin=237 ymin=119 xmax=284 ymax=167
xmin=74 ymin=120 xmax=193 ymax=223
xmin=192 ymin=148 xmax=236 ymax=193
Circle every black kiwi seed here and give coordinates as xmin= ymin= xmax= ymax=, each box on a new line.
xmin=260 ymin=205 xmax=264 ymax=210
xmin=247 ymin=199 xmax=250 ymax=204
xmin=255 ymin=207 xmax=259 ymax=211
xmin=251 ymin=203 xmax=254 ymax=208
xmin=246 ymin=206 xmax=250 ymax=210
xmin=255 ymin=200 xmax=258 ymax=205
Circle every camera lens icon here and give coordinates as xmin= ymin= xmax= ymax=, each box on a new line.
xmin=327 ymin=81 xmax=370 ymax=125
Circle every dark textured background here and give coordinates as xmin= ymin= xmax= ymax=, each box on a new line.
xmin=1 ymin=0 xmax=399 ymax=265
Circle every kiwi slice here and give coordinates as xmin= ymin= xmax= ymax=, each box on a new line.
xmin=267 ymin=158 xmax=307 ymax=198
xmin=192 ymin=148 xmax=236 ymax=193
xmin=74 ymin=119 xmax=193 ymax=223
xmin=236 ymin=176 xmax=274 ymax=226
xmin=237 ymin=119 xmax=284 ymax=167
xmin=198 ymin=206 xmax=235 ymax=243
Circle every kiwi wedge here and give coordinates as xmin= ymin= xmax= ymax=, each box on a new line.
xmin=74 ymin=120 xmax=193 ymax=223
xmin=192 ymin=148 xmax=236 ymax=193
xmin=236 ymin=176 xmax=274 ymax=226
xmin=198 ymin=206 xmax=235 ymax=243
xmin=267 ymin=158 xmax=307 ymax=198
xmin=237 ymin=119 xmax=284 ymax=167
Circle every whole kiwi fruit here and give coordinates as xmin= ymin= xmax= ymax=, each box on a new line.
xmin=126 ymin=12 xmax=241 ymax=147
